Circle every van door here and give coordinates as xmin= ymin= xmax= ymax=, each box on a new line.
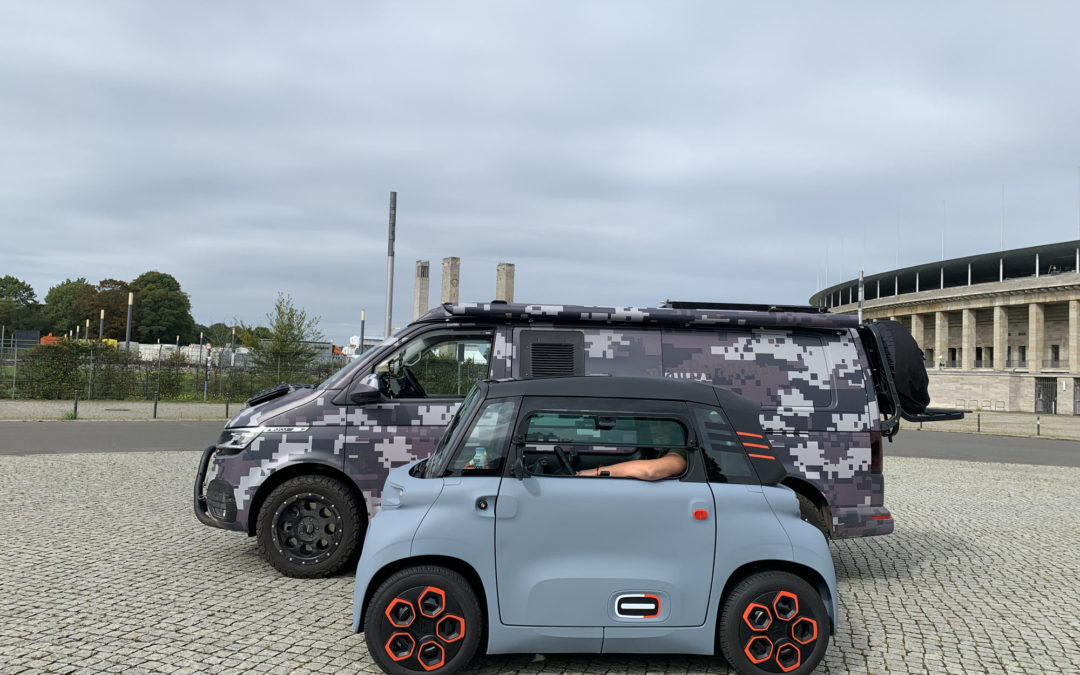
xmin=343 ymin=329 xmax=495 ymax=511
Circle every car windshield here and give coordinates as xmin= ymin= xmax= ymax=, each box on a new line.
xmin=424 ymin=384 xmax=484 ymax=478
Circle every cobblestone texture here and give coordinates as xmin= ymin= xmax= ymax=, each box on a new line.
xmin=0 ymin=453 xmax=1077 ymax=674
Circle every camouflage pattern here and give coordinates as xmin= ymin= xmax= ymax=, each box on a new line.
xmin=441 ymin=302 xmax=860 ymax=330
xmin=199 ymin=302 xmax=897 ymax=544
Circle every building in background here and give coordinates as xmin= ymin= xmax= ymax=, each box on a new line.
xmin=811 ymin=240 xmax=1080 ymax=415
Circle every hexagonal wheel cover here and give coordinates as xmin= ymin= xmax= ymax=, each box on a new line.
xmin=743 ymin=635 xmax=773 ymax=664
xmin=772 ymin=590 xmax=799 ymax=621
xmin=384 ymin=632 xmax=415 ymax=662
xmin=791 ymin=616 xmax=818 ymax=645
xmin=742 ymin=602 xmax=772 ymax=631
xmin=384 ymin=598 xmax=416 ymax=628
xmin=776 ymin=643 xmax=802 ymax=672
xmin=436 ymin=614 xmax=465 ymax=644
xmin=418 ymin=586 xmax=446 ymax=618
xmin=417 ymin=640 xmax=445 ymax=671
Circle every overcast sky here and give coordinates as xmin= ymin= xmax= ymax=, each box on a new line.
xmin=3 ymin=2 xmax=1080 ymax=343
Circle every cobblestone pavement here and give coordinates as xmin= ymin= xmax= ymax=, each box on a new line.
xmin=1 ymin=453 xmax=1078 ymax=674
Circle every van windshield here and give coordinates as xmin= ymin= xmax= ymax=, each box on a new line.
xmin=316 ymin=335 xmax=399 ymax=390
xmin=424 ymin=384 xmax=484 ymax=478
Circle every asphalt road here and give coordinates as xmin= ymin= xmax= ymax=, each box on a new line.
xmin=0 ymin=420 xmax=223 ymax=455
xmin=0 ymin=420 xmax=1076 ymax=466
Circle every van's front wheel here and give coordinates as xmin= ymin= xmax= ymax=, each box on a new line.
xmin=256 ymin=475 xmax=363 ymax=578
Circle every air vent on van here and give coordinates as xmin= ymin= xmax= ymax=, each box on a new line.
xmin=520 ymin=330 xmax=584 ymax=378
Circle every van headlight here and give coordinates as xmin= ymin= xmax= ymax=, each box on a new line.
xmin=215 ymin=428 xmax=262 ymax=455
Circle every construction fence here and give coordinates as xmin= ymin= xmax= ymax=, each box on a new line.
xmin=0 ymin=336 xmax=349 ymax=403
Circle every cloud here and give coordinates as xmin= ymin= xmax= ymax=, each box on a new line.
xmin=3 ymin=1 xmax=1080 ymax=342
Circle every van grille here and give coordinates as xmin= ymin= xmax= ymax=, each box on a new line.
xmin=530 ymin=343 xmax=577 ymax=377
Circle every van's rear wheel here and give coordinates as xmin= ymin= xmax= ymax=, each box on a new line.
xmin=256 ymin=475 xmax=363 ymax=578
xmin=796 ymin=493 xmax=831 ymax=539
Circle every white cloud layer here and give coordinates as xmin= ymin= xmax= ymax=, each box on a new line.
xmin=3 ymin=1 xmax=1080 ymax=341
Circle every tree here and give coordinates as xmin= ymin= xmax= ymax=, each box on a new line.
xmin=0 ymin=275 xmax=43 ymax=331
xmin=74 ymin=278 xmax=135 ymax=340
xmin=0 ymin=275 xmax=37 ymax=305
xmin=43 ymin=278 xmax=94 ymax=335
xmin=240 ymin=293 xmax=324 ymax=383
xmin=132 ymin=271 xmax=196 ymax=344
xmin=194 ymin=322 xmax=235 ymax=348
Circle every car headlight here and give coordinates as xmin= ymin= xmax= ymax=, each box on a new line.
xmin=215 ymin=428 xmax=262 ymax=455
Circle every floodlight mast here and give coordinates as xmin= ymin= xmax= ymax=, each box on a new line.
xmin=384 ymin=192 xmax=396 ymax=339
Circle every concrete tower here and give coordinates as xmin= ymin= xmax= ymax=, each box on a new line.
xmin=496 ymin=262 xmax=515 ymax=302
xmin=441 ymin=257 xmax=460 ymax=304
xmin=413 ymin=260 xmax=430 ymax=319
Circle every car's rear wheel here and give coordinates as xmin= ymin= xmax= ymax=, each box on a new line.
xmin=365 ymin=565 xmax=482 ymax=675
xmin=718 ymin=570 xmax=830 ymax=675
xmin=256 ymin=475 xmax=363 ymax=578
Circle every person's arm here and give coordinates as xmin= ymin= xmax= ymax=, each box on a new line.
xmin=577 ymin=452 xmax=687 ymax=481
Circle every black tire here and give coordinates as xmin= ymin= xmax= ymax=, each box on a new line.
xmin=365 ymin=565 xmax=483 ymax=675
xmin=796 ymin=493 xmax=831 ymax=540
xmin=718 ymin=570 xmax=830 ymax=675
xmin=255 ymin=475 xmax=364 ymax=578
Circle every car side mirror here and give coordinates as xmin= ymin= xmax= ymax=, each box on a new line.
xmin=349 ymin=373 xmax=384 ymax=404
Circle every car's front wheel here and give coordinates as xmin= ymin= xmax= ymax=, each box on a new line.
xmin=255 ymin=475 xmax=364 ymax=578
xmin=365 ymin=565 xmax=483 ymax=675
xmin=718 ymin=570 xmax=830 ymax=675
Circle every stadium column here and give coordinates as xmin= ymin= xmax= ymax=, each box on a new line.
xmin=962 ymin=309 xmax=976 ymax=370
xmin=1069 ymin=300 xmax=1079 ymax=373
xmin=1028 ymin=303 xmax=1045 ymax=373
xmin=993 ymin=306 xmax=1007 ymax=371
xmin=935 ymin=311 xmax=949 ymax=368
xmin=910 ymin=313 xmax=926 ymax=351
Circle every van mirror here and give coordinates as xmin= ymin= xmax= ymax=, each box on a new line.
xmin=350 ymin=373 xmax=384 ymax=404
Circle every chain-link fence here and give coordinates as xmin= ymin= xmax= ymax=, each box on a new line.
xmin=0 ymin=337 xmax=349 ymax=403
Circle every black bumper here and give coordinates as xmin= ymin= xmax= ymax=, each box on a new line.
xmin=194 ymin=445 xmax=236 ymax=529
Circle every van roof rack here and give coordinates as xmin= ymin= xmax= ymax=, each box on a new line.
xmin=661 ymin=300 xmax=826 ymax=313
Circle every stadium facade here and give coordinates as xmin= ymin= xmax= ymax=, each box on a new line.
xmin=810 ymin=240 xmax=1080 ymax=415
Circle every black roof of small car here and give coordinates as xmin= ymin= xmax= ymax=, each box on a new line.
xmin=485 ymin=375 xmax=725 ymax=406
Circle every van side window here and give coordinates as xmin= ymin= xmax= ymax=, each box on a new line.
xmin=442 ymin=400 xmax=518 ymax=477
xmin=690 ymin=405 xmax=756 ymax=484
xmin=375 ymin=331 xmax=493 ymax=398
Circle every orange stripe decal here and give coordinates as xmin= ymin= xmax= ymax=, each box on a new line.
xmin=748 ymin=453 xmax=775 ymax=460
xmin=737 ymin=431 xmax=764 ymax=438
xmin=742 ymin=442 xmax=771 ymax=449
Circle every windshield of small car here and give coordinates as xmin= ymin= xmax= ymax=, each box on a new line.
xmin=424 ymin=384 xmax=484 ymax=478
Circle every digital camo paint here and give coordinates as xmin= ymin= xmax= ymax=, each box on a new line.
xmin=199 ymin=302 xmax=914 ymax=545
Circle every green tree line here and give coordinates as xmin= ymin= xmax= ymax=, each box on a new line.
xmin=1 ymin=271 xmax=196 ymax=343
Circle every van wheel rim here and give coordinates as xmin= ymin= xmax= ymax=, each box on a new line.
xmin=272 ymin=492 xmax=343 ymax=565
xmin=381 ymin=585 xmax=466 ymax=672
xmin=738 ymin=589 xmax=818 ymax=673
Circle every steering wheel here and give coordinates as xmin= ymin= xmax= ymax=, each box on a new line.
xmin=553 ymin=445 xmax=575 ymax=475
xmin=395 ymin=365 xmax=426 ymax=398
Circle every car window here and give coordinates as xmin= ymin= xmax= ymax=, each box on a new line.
xmin=375 ymin=331 xmax=493 ymax=398
xmin=424 ymin=385 xmax=484 ymax=478
xmin=690 ymin=405 xmax=757 ymax=484
xmin=442 ymin=399 xmax=518 ymax=477
xmin=524 ymin=413 xmax=686 ymax=447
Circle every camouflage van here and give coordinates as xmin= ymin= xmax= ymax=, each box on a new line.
xmin=195 ymin=301 xmax=957 ymax=577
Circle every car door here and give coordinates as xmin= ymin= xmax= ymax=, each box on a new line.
xmin=343 ymin=329 xmax=495 ymax=510
xmin=494 ymin=398 xmax=717 ymax=628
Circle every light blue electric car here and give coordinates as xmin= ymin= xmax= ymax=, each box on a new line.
xmin=352 ymin=376 xmax=837 ymax=675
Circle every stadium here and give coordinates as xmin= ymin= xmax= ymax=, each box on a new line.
xmin=810 ymin=240 xmax=1080 ymax=415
